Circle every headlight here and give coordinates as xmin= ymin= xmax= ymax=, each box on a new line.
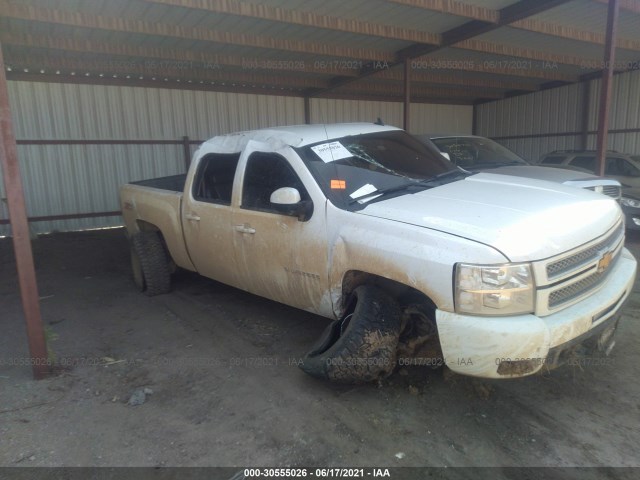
xmin=455 ymin=263 xmax=534 ymax=316
xmin=621 ymin=197 xmax=640 ymax=208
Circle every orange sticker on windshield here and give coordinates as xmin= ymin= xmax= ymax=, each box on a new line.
xmin=331 ymin=179 xmax=346 ymax=190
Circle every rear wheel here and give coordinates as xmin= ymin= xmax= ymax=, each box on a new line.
xmin=130 ymin=231 xmax=171 ymax=296
xmin=300 ymin=285 xmax=401 ymax=384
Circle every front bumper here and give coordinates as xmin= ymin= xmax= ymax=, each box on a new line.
xmin=435 ymin=248 xmax=636 ymax=378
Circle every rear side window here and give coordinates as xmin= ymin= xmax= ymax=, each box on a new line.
xmin=570 ymin=156 xmax=596 ymax=171
xmin=242 ymin=152 xmax=310 ymax=213
xmin=193 ymin=153 xmax=241 ymax=205
xmin=540 ymin=155 xmax=567 ymax=165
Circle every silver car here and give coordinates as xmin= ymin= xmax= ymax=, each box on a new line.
xmin=417 ymin=135 xmax=621 ymax=200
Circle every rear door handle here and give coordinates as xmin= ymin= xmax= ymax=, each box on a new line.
xmin=185 ymin=213 xmax=201 ymax=222
xmin=235 ymin=224 xmax=256 ymax=234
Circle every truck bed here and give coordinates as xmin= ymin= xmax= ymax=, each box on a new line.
xmin=130 ymin=174 xmax=187 ymax=192
xmin=120 ymin=175 xmax=195 ymax=272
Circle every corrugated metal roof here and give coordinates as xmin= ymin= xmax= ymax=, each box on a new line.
xmin=527 ymin=0 xmax=640 ymax=39
xmin=3 ymin=0 xmax=639 ymax=104
xmin=221 ymin=0 xmax=470 ymax=33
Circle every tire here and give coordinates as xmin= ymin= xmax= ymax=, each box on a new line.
xmin=130 ymin=231 xmax=171 ymax=296
xmin=300 ymin=285 xmax=401 ymax=384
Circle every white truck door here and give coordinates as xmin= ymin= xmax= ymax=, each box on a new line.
xmin=231 ymin=142 xmax=332 ymax=316
xmin=182 ymin=152 xmax=243 ymax=289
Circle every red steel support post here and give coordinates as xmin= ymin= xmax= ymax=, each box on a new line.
xmin=595 ymin=0 xmax=620 ymax=176
xmin=0 ymin=42 xmax=49 ymax=379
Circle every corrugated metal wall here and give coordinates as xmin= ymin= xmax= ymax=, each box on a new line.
xmin=1 ymin=81 xmax=305 ymax=236
xmin=1 ymin=81 xmax=472 ymax=236
xmin=586 ymin=71 xmax=640 ymax=154
xmin=476 ymin=82 xmax=586 ymax=161
xmin=310 ymin=98 xmax=404 ymax=127
xmin=310 ymin=98 xmax=473 ymax=134
xmin=410 ymin=103 xmax=473 ymax=134
xmin=476 ymin=69 xmax=640 ymax=163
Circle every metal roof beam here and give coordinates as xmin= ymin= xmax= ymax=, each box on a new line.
xmin=7 ymin=56 xmax=328 ymax=90
xmin=311 ymin=92 xmax=475 ymax=105
xmin=143 ymin=0 xmax=441 ymax=44
xmin=6 ymin=72 xmax=309 ymax=98
xmin=0 ymin=32 xmax=360 ymax=78
xmin=305 ymin=0 xmax=572 ymax=97
xmin=377 ymin=69 xmax=539 ymax=91
xmin=451 ymin=39 xmax=599 ymax=67
xmin=345 ymin=81 xmax=504 ymax=99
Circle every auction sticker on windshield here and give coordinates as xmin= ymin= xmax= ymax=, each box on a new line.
xmin=311 ymin=141 xmax=353 ymax=163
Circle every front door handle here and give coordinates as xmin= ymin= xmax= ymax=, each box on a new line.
xmin=235 ymin=224 xmax=256 ymax=234
xmin=185 ymin=213 xmax=201 ymax=222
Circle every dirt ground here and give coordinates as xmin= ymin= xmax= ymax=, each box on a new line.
xmin=1 ymin=227 xmax=640 ymax=473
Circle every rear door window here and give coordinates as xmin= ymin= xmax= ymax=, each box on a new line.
xmin=192 ymin=153 xmax=241 ymax=204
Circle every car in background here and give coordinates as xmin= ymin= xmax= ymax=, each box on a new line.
xmin=415 ymin=135 xmax=621 ymax=200
xmin=538 ymin=150 xmax=640 ymax=189
xmin=538 ymin=150 xmax=640 ymax=229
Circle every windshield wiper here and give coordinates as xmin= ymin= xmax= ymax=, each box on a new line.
xmin=349 ymin=170 xmax=470 ymax=206
xmin=419 ymin=169 xmax=471 ymax=186
xmin=348 ymin=182 xmax=425 ymax=205
xmin=469 ymin=161 xmax=526 ymax=169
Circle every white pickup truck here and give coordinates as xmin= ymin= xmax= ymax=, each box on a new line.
xmin=120 ymin=123 xmax=637 ymax=384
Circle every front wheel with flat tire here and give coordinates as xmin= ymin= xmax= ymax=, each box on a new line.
xmin=130 ymin=231 xmax=171 ymax=296
xmin=300 ymin=285 xmax=401 ymax=384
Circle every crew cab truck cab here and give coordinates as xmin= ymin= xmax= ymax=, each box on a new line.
xmin=120 ymin=123 xmax=637 ymax=384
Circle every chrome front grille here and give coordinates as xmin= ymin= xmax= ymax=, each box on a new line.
xmin=585 ymin=185 xmax=621 ymax=200
xmin=546 ymin=223 xmax=624 ymax=280
xmin=604 ymin=185 xmax=621 ymax=199
xmin=548 ymin=250 xmax=622 ymax=308
xmin=535 ymin=220 xmax=626 ymax=315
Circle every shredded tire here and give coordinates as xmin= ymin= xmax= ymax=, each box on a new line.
xmin=300 ymin=285 xmax=401 ymax=384
xmin=130 ymin=231 xmax=171 ymax=296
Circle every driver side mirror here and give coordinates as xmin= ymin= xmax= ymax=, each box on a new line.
xmin=270 ymin=187 xmax=313 ymax=221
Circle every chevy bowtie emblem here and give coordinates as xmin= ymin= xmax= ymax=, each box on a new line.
xmin=597 ymin=251 xmax=613 ymax=273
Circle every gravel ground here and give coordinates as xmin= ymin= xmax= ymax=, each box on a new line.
xmin=1 ymin=228 xmax=640 ymax=475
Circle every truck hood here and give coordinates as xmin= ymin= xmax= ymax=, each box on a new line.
xmin=357 ymin=172 xmax=621 ymax=262
xmin=488 ymin=165 xmax=619 ymax=187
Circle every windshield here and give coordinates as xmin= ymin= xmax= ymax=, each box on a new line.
xmin=430 ymin=136 xmax=528 ymax=169
xmin=295 ymin=130 xmax=461 ymax=211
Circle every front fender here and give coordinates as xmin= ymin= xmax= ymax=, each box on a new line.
xmin=326 ymin=203 xmax=508 ymax=317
